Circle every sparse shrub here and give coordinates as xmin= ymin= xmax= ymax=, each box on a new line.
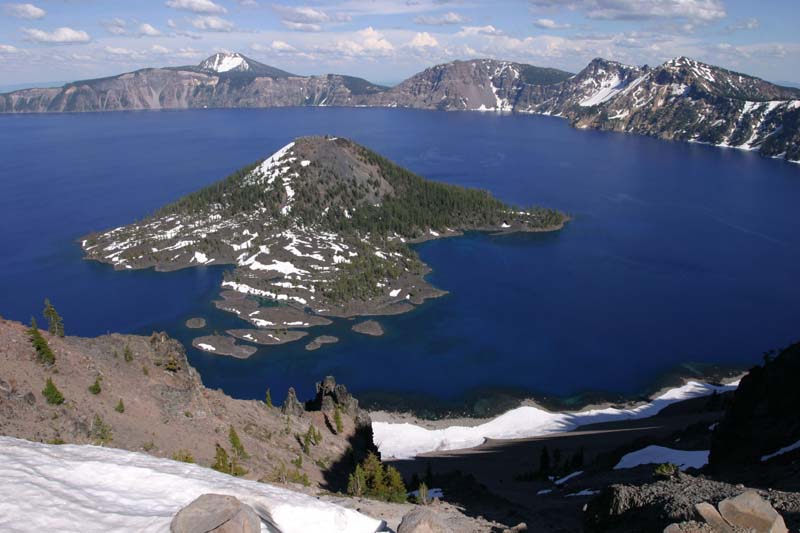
xmin=654 ymin=462 xmax=678 ymax=479
xmin=114 ymin=399 xmax=125 ymax=413
xmin=123 ymin=346 xmax=133 ymax=362
xmin=164 ymin=356 xmax=180 ymax=373
xmin=42 ymin=378 xmax=64 ymax=405
xmin=334 ymin=405 xmax=344 ymax=434
xmin=291 ymin=454 xmax=303 ymax=469
xmin=265 ymin=388 xmax=273 ymax=408
xmin=91 ymin=415 xmax=113 ymax=445
xmin=88 ymin=376 xmax=102 ymax=395
xmin=172 ymin=449 xmax=195 ymax=463
xmin=142 ymin=441 xmax=156 ymax=452
xmin=47 ymin=437 xmax=66 ymax=445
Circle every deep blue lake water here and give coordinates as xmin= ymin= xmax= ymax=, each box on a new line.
xmin=1 ymin=108 xmax=798 ymax=414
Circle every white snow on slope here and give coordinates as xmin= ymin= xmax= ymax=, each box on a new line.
xmin=579 ymin=75 xmax=623 ymax=107
xmin=202 ymin=53 xmax=249 ymax=73
xmin=614 ymin=445 xmax=708 ymax=471
xmin=761 ymin=438 xmax=800 ymax=462
xmin=373 ymin=380 xmax=738 ymax=459
xmin=0 ymin=436 xmax=381 ymax=533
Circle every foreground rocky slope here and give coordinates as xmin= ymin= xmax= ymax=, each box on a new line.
xmin=3 ymin=52 xmax=799 ymax=162
xmin=81 ymin=136 xmax=565 ymax=350
xmin=0 ymin=317 xmax=372 ymax=488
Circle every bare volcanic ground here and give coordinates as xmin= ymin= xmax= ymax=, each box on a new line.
xmin=0 ymin=317 xmax=358 ymax=487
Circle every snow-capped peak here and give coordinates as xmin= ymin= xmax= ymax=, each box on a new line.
xmin=199 ymin=52 xmax=250 ymax=73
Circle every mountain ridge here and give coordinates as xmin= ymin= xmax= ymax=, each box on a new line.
xmin=2 ymin=52 xmax=798 ymax=162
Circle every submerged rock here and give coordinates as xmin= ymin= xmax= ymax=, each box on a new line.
xmin=170 ymin=493 xmax=260 ymax=533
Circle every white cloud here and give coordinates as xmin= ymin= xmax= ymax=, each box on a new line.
xmin=457 ymin=25 xmax=505 ymax=37
xmin=269 ymin=40 xmax=296 ymax=53
xmin=103 ymin=46 xmax=144 ymax=58
xmin=272 ymin=5 xmax=330 ymax=23
xmin=23 ymin=27 xmax=90 ymax=44
xmin=327 ymin=27 xmax=395 ymax=58
xmin=252 ymin=39 xmax=314 ymax=59
xmin=528 ymin=0 xmax=725 ymax=22
xmin=0 ymin=44 xmax=20 ymax=53
xmin=3 ymin=2 xmax=45 ymax=19
xmin=167 ymin=19 xmax=178 ymax=29
xmin=533 ymin=18 xmax=572 ymax=29
xmin=725 ymin=18 xmax=760 ymax=32
xmin=282 ymin=21 xmax=322 ymax=32
xmin=414 ymin=11 xmax=466 ymax=25
xmin=151 ymin=44 xmax=170 ymax=54
xmin=190 ymin=15 xmax=235 ymax=32
xmin=165 ymin=0 xmax=227 ymax=14
xmin=102 ymin=18 xmax=127 ymax=35
xmin=408 ymin=32 xmax=438 ymax=49
xmin=138 ymin=23 xmax=162 ymax=37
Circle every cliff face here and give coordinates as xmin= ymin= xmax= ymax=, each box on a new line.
xmin=709 ymin=342 xmax=800 ymax=470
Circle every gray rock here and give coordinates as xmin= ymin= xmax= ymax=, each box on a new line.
xmin=185 ymin=318 xmax=206 ymax=329
xmin=397 ymin=508 xmax=453 ymax=533
xmin=718 ymin=491 xmax=788 ymax=533
xmin=281 ymin=387 xmax=305 ymax=417
xmin=170 ymin=493 xmax=260 ymax=533
xmin=694 ymin=502 xmax=732 ymax=533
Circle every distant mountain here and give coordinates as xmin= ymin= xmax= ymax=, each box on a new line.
xmin=2 ymin=52 xmax=798 ymax=162
xmin=0 ymin=52 xmax=383 ymax=112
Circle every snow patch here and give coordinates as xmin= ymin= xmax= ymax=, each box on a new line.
xmin=761 ymin=439 xmax=800 ymax=462
xmin=0 ymin=436 xmax=381 ymax=533
xmin=373 ymin=380 xmax=738 ymax=459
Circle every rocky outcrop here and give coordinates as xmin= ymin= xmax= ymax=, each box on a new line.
xmin=171 ymin=494 xmax=261 ymax=533
xmin=664 ymin=491 xmax=789 ymax=533
xmin=397 ymin=507 xmax=453 ymax=533
xmin=584 ymin=473 xmax=800 ymax=532
xmin=281 ymin=387 xmax=305 ymax=417
xmin=709 ymin=342 xmax=800 ymax=474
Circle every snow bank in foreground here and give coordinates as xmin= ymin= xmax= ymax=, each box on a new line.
xmin=373 ymin=380 xmax=738 ymax=459
xmin=0 ymin=437 xmax=381 ymax=533
xmin=614 ymin=445 xmax=708 ymax=471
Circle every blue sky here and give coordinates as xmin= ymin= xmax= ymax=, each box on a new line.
xmin=1 ymin=0 xmax=798 ymax=87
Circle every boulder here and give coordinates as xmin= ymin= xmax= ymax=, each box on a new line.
xmin=718 ymin=491 xmax=788 ymax=533
xmin=397 ymin=508 xmax=453 ymax=533
xmin=170 ymin=493 xmax=260 ymax=533
xmin=693 ymin=502 xmax=732 ymax=533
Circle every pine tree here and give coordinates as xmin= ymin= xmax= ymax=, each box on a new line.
xmin=265 ymin=388 xmax=273 ymax=407
xmin=347 ymin=464 xmax=366 ymax=497
xmin=228 ymin=425 xmax=247 ymax=459
xmin=212 ymin=444 xmax=231 ymax=474
xmin=115 ymin=399 xmax=125 ymax=413
xmin=333 ymin=404 xmax=344 ymax=433
xmin=42 ymin=378 xmax=64 ymax=405
xmin=28 ymin=319 xmax=55 ymax=365
xmin=43 ymin=299 xmax=64 ymax=337
xmin=385 ymin=465 xmax=407 ymax=503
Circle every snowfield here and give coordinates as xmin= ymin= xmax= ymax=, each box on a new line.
xmin=0 ymin=436 xmax=382 ymax=533
xmin=372 ymin=380 xmax=739 ymax=459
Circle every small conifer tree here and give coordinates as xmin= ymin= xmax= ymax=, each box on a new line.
xmin=228 ymin=425 xmax=247 ymax=459
xmin=333 ymin=404 xmax=344 ymax=434
xmin=43 ymin=298 xmax=65 ymax=337
xmin=42 ymin=378 xmax=64 ymax=405
xmin=115 ymin=399 xmax=125 ymax=413
xmin=265 ymin=388 xmax=273 ymax=407
xmin=88 ymin=376 xmax=102 ymax=395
